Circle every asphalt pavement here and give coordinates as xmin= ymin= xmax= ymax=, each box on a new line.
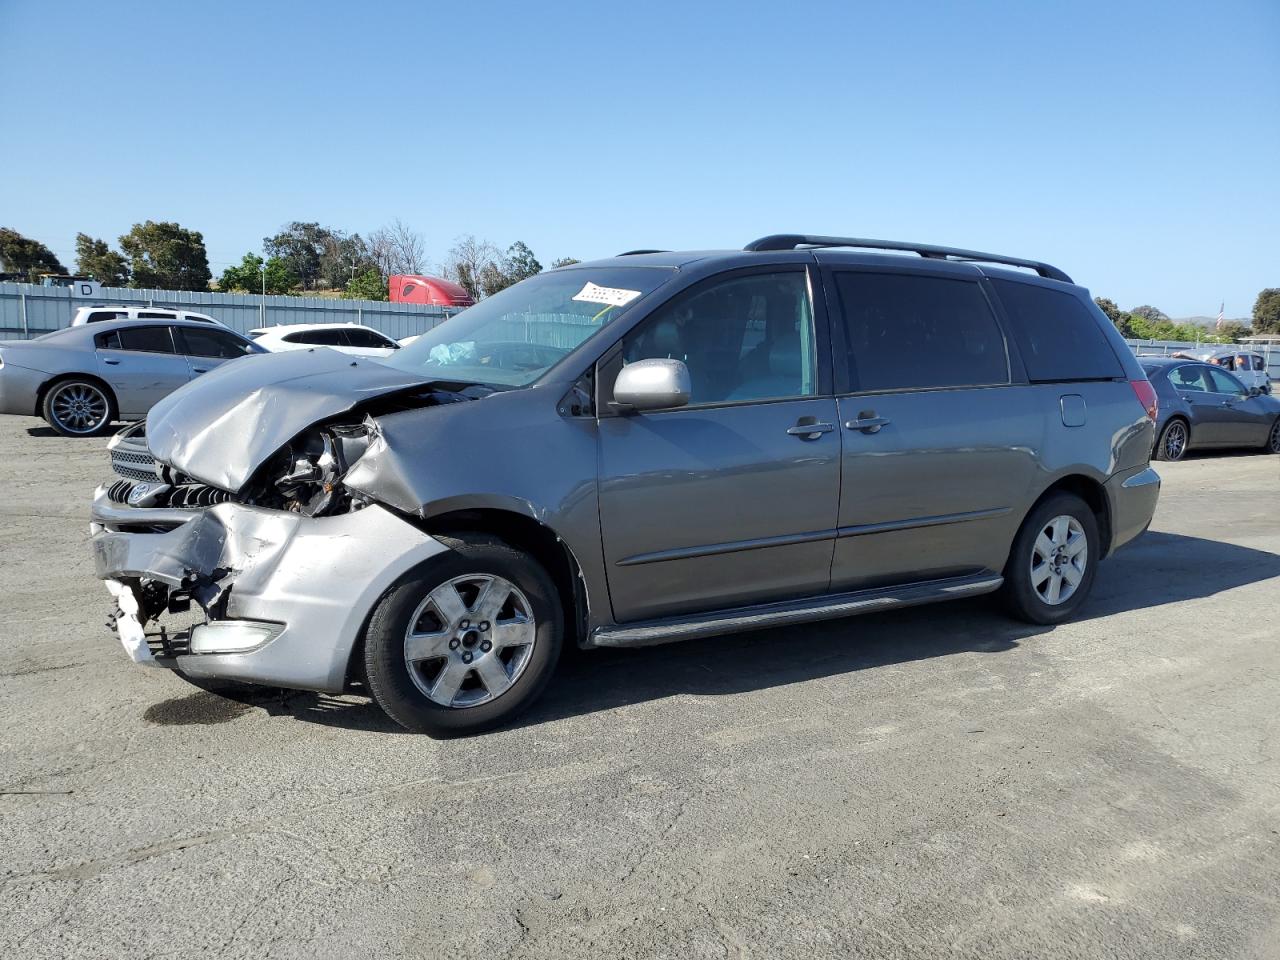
xmin=2 ymin=414 xmax=1279 ymax=959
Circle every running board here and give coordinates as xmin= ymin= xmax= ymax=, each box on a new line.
xmin=589 ymin=573 xmax=1004 ymax=649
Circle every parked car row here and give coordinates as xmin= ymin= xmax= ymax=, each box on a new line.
xmin=0 ymin=318 xmax=412 ymax=435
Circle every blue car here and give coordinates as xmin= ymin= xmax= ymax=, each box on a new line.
xmin=1141 ymin=357 xmax=1280 ymax=461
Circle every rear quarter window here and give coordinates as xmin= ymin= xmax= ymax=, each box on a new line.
xmin=991 ymin=279 xmax=1124 ymax=383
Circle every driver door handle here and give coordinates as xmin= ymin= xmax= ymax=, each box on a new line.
xmin=103 ymin=358 xmax=120 ymax=365
xmin=786 ymin=419 xmax=835 ymax=439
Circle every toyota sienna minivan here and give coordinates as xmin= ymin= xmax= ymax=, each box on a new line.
xmin=91 ymin=235 xmax=1162 ymax=736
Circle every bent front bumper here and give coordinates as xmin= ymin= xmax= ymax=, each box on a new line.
xmin=90 ymin=486 xmax=449 ymax=692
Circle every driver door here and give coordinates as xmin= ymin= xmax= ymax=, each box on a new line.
xmin=596 ymin=267 xmax=840 ymax=622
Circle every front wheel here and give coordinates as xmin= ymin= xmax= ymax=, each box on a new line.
xmin=363 ymin=534 xmax=563 ymax=736
xmin=1000 ymin=493 xmax=1099 ymax=625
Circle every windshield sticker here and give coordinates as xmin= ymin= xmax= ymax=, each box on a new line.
xmin=571 ymin=281 xmax=642 ymax=307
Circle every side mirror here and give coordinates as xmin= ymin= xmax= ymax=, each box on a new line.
xmin=612 ymin=358 xmax=691 ymax=412
xmin=1248 ymin=386 xmax=1263 ymax=397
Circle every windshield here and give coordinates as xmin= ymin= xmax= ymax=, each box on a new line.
xmin=381 ymin=266 xmax=675 ymax=387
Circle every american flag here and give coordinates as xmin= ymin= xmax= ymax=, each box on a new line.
xmin=1215 ymin=302 xmax=1225 ymax=330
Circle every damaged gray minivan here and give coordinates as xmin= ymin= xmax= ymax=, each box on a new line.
xmin=91 ymin=236 xmax=1162 ymax=736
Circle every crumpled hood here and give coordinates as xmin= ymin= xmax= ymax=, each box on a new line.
xmin=146 ymin=348 xmax=434 ymax=492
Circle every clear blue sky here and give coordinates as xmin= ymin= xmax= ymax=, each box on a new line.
xmin=3 ymin=0 xmax=1277 ymax=317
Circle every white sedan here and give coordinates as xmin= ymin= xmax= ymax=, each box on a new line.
xmin=248 ymin=323 xmax=401 ymax=358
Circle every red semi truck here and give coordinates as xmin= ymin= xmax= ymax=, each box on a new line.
xmin=389 ymin=274 xmax=474 ymax=307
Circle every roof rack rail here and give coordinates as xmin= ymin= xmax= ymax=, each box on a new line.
xmin=744 ymin=234 xmax=1072 ymax=283
xmin=616 ymin=249 xmax=670 ymax=256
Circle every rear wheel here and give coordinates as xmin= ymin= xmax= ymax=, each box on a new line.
xmin=1266 ymin=418 xmax=1280 ymax=454
xmin=363 ymin=534 xmax=563 ymax=736
xmin=1000 ymin=493 xmax=1099 ymax=625
xmin=42 ymin=378 xmax=116 ymax=437
xmin=1154 ymin=418 xmax=1189 ymax=462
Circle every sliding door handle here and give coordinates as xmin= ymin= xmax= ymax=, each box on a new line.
xmin=845 ymin=415 xmax=889 ymax=434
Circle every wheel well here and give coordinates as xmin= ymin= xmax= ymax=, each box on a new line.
xmin=1162 ymin=414 xmax=1190 ymax=434
xmin=344 ymin=508 xmax=588 ymax=689
xmin=34 ymin=372 xmax=118 ymax=418
xmin=1030 ymin=475 xmax=1112 ymax=557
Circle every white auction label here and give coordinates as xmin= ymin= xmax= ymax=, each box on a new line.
xmin=571 ymin=281 xmax=642 ymax=307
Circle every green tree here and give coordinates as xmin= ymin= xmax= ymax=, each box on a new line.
xmin=1216 ymin=320 xmax=1251 ymax=341
xmin=342 ymin=268 xmax=388 ymax=301
xmin=320 ymin=233 xmax=376 ymax=290
xmin=1130 ymin=305 xmax=1170 ymax=325
xmin=504 ymin=241 xmax=542 ymax=283
xmin=74 ymin=233 xmax=129 ymax=286
xmin=219 ymin=252 xmax=296 ymax=294
xmin=119 ymin=220 xmax=211 ymax=290
xmin=0 ymin=227 xmax=67 ymax=280
xmin=1253 ymin=288 xmax=1280 ymax=335
xmin=1094 ymin=297 xmax=1133 ymax=336
xmin=264 ymin=222 xmax=334 ymax=290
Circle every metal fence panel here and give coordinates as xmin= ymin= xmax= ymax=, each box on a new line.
xmin=0 ymin=282 xmax=451 ymax=341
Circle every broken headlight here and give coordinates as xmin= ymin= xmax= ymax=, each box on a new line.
xmin=259 ymin=419 xmax=377 ymax=517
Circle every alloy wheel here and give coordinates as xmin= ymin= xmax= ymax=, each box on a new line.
xmin=1270 ymin=419 xmax=1280 ymax=454
xmin=48 ymin=382 xmax=109 ymax=434
xmin=1163 ymin=421 xmax=1187 ymax=460
xmin=403 ymin=574 xmax=537 ymax=708
xmin=1030 ymin=515 xmax=1088 ymax=606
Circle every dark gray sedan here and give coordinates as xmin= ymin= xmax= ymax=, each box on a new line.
xmin=0 ymin=318 xmax=264 ymax=437
xmin=1141 ymin=357 xmax=1280 ymax=461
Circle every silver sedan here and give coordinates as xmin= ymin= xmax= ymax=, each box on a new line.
xmin=0 ymin=318 xmax=265 ymax=436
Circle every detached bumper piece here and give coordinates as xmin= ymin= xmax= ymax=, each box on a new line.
xmin=90 ymin=487 xmax=449 ymax=692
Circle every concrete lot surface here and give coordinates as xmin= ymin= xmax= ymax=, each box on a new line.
xmin=2 ymin=415 xmax=1278 ymax=959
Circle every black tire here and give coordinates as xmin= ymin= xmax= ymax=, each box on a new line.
xmin=1266 ymin=417 xmax=1280 ymax=455
xmin=41 ymin=376 xmax=117 ymax=437
xmin=1000 ymin=492 xmax=1100 ymax=626
xmin=363 ymin=534 xmax=563 ymax=737
xmin=1153 ymin=418 xmax=1189 ymax=462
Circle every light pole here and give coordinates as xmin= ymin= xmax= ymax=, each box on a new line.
xmin=259 ymin=257 xmax=267 ymax=329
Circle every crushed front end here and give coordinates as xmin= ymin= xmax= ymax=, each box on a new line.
xmin=91 ymin=416 xmax=449 ymax=692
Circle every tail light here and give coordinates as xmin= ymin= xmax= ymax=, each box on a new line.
xmin=1130 ymin=379 xmax=1158 ymax=422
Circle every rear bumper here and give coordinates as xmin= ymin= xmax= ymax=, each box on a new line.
xmin=90 ymin=487 xmax=449 ymax=692
xmin=1105 ymin=465 xmax=1161 ymax=554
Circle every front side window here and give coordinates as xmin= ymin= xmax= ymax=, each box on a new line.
xmin=346 ymin=328 xmax=398 ymax=349
xmin=138 ymin=311 xmax=176 ymax=320
xmin=177 ymin=327 xmax=258 ymax=359
xmin=833 ymin=272 xmax=1008 ymax=392
xmin=1207 ymin=367 xmax=1247 ymax=397
xmin=620 ymin=270 xmax=816 ymax=405
xmin=99 ymin=326 xmax=177 ymax=354
xmin=384 ymin=266 xmax=675 ymax=388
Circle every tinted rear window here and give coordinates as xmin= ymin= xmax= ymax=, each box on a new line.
xmin=832 ymin=272 xmax=1009 ymax=392
xmin=99 ymin=326 xmax=177 ymax=354
xmin=990 ymin=279 xmax=1124 ymax=383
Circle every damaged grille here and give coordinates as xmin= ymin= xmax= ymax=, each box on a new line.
xmin=110 ymin=449 xmax=159 ymax=482
xmin=106 ymin=478 xmax=235 ymax=508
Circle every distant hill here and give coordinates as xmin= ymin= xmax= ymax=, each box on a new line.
xmin=1172 ymin=315 xmax=1252 ymax=329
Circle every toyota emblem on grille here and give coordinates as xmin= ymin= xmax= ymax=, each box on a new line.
xmin=126 ymin=483 xmax=152 ymax=505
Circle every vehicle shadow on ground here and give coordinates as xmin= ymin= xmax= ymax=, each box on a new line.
xmin=178 ymin=531 xmax=1280 ymax=735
